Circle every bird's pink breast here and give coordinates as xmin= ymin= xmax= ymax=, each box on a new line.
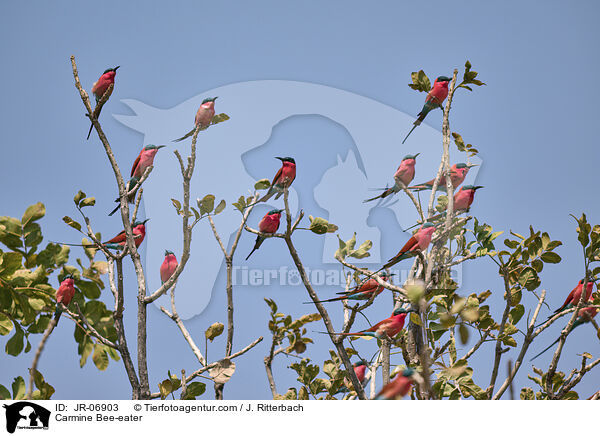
xmin=259 ymin=214 xmax=281 ymax=233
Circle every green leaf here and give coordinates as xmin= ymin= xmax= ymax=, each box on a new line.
xmin=158 ymin=379 xmax=173 ymax=400
xmin=458 ymin=324 xmax=469 ymax=345
xmin=76 ymin=279 xmax=101 ymax=299
xmin=204 ymin=322 xmax=224 ymax=342
xmin=408 ymin=70 xmax=431 ymax=92
xmin=540 ymin=252 xmax=561 ymax=264
xmin=74 ymin=190 xmax=86 ymax=205
xmin=22 ymin=203 xmax=46 ymax=225
xmin=12 ymin=376 xmax=25 ymax=400
xmin=254 ymin=179 xmax=271 ymax=190
xmin=6 ymin=324 xmax=24 ymax=356
xmin=184 ymin=381 xmax=206 ymax=399
xmin=509 ymin=305 xmax=525 ymax=324
xmin=406 ymin=282 xmax=425 ymax=303
xmin=199 ymin=195 xmax=215 ymax=215
xmin=171 ymin=198 xmax=182 ymax=212
xmin=0 ymin=252 xmax=23 ymax=278
xmin=62 ymin=216 xmax=82 ymax=232
xmin=409 ymin=312 xmax=422 ymax=326
xmin=232 ymin=196 xmax=246 ymax=213
xmin=520 ymin=387 xmax=535 ymax=400
xmin=214 ymin=200 xmax=226 ymax=215
xmin=80 ymin=197 xmax=96 ymax=208
xmin=0 ymin=313 xmax=13 ymax=335
xmin=308 ymin=216 xmax=331 ymax=235
xmin=92 ymin=344 xmax=109 ymax=371
xmin=0 ymin=384 xmax=10 ymax=400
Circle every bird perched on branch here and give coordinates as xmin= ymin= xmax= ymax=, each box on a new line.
xmin=108 ymin=177 xmax=140 ymax=216
xmin=382 ymin=223 xmax=436 ymax=270
xmin=306 ymin=272 xmax=392 ymax=304
xmin=330 ymin=307 xmax=415 ymax=340
xmin=364 ymin=154 xmax=419 ymax=203
xmin=530 ymin=305 xmax=598 ymax=361
xmin=402 ymin=76 xmax=451 ymax=144
xmin=374 ymin=368 xmax=415 ymax=399
xmin=411 ymin=185 xmax=483 ymax=226
xmin=409 ymin=162 xmax=477 ymax=192
xmin=87 ymin=66 xmax=119 ymax=140
xmin=255 ymin=157 xmax=296 ymax=204
xmin=131 ymin=145 xmax=165 ymax=178
xmin=246 ymin=210 xmax=283 ymax=260
xmin=54 ymin=275 xmax=76 ymax=325
xmin=173 ymin=97 xmax=218 ymax=142
xmin=554 ymin=279 xmax=596 ymax=314
xmin=160 ymin=251 xmax=178 ymax=284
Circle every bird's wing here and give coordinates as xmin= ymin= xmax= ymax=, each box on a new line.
xmin=130 ymin=152 xmax=141 ymax=177
xmin=366 ymin=317 xmax=392 ymax=333
xmin=271 ymin=166 xmax=283 ymax=186
xmin=107 ymin=229 xmax=127 ymax=244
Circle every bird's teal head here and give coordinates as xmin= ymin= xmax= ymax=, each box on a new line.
xmin=354 ymin=360 xmax=369 ymax=367
xmin=436 ymin=76 xmax=452 ymax=82
xmin=202 ymin=97 xmax=218 ymax=104
xmin=455 ymin=163 xmax=468 ymax=169
xmin=393 ymin=307 xmax=415 ymax=316
xmin=103 ymin=66 xmax=120 ymax=74
xmin=276 ymin=157 xmax=295 ymax=164
xmin=133 ymin=219 xmax=150 ymax=226
xmin=165 ymin=250 xmax=174 ymax=256
xmin=379 ymin=271 xmax=395 ymax=278
xmin=62 ymin=274 xmax=74 ymax=281
xmin=403 ymin=153 xmax=420 ymax=160
xmin=144 ymin=144 xmax=166 ymax=151
xmin=268 ymin=209 xmax=284 ymax=215
xmin=401 ymin=367 xmax=416 ymax=377
xmin=127 ymin=176 xmax=140 ymax=187
xmin=462 ymin=185 xmax=484 ymax=191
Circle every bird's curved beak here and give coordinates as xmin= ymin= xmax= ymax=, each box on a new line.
xmin=114 ymin=66 xmax=120 ymax=71
xmin=467 ymin=163 xmax=479 ymax=168
xmin=275 ymin=157 xmax=284 ymax=161
xmin=142 ymin=218 xmax=150 ymax=224
xmin=413 ymin=153 xmax=421 ymax=158
xmin=156 ymin=145 xmax=166 ymax=150
xmin=473 ymin=186 xmax=484 ymax=190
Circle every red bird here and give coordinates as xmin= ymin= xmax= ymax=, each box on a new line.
xmin=95 ymin=219 xmax=149 ymax=250
xmin=382 ymin=223 xmax=436 ymax=269
xmin=308 ymin=272 xmax=392 ymax=304
xmin=409 ymin=162 xmax=477 ymax=192
xmin=173 ymin=97 xmax=218 ymax=142
xmin=343 ymin=360 xmax=369 ymax=391
xmin=246 ymin=210 xmax=283 ymax=260
xmin=554 ymin=279 xmax=595 ymax=314
xmin=364 ymin=154 xmax=419 ymax=203
xmin=402 ymin=75 xmax=451 ymax=144
xmin=87 ymin=66 xmax=119 ymax=140
xmin=55 ymin=275 xmax=75 ymax=324
xmin=256 ymin=157 xmax=296 ymax=204
xmin=374 ymin=368 xmax=415 ymax=399
xmin=160 ymin=250 xmax=178 ymax=284
xmin=130 ymin=145 xmax=165 ymax=179
xmin=335 ymin=307 xmax=415 ymax=339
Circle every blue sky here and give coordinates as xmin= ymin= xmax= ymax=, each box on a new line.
xmin=1 ymin=1 xmax=599 ymax=399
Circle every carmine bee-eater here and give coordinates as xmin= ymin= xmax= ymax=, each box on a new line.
xmin=374 ymin=368 xmax=415 ymax=400
xmin=173 ymin=97 xmax=218 ymax=142
xmin=530 ymin=306 xmax=599 ymax=361
xmin=55 ymin=274 xmax=75 ymax=325
xmin=412 ymin=185 xmax=484 ymax=227
xmin=131 ymin=145 xmax=166 ymax=179
xmin=364 ymin=154 xmax=419 ymax=203
xmin=108 ymin=176 xmax=140 ymax=216
xmin=86 ymin=219 xmax=149 ymax=250
xmin=306 ymin=272 xmax=392 ymax=304
xmin=333 ymin=307 xmax=415 ymax=340
xmin=382 ymin=223 xmax=436 ymax=270
xmin=245 ymin=210 xmax=283 ymax=260
xmin=160 ymin=250 xmax=178 ymax=284
xmin=87 ymin=66 xmax=119 ymax=140
xmin=409 ymin=163 xmax=477 ymax=192
xmin=402 ymin=76 xmax=451 ymax=144
xmin=255 ymin=157 xmax=297 ymax=204
xmin=343 ymin=360 xmax=369 ymax=391
xmin=553 ymin=279 xmax=596 ymax=314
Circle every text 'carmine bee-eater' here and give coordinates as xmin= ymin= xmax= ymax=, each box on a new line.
xmin=306 ymin=272 xmax=392 ymax=304
xmin=409 ymin=162 xmax=477 ymax=192
xmin=383 ymin=223 xmax=436 ymax=270
xmin=108 ymin=177 xmax=139 ymax=216
xmin=402 ymin=76 xmax=451 ymax=144
xmin=256 ymin=157 xmax=296 ymax=204
xmin=333 ymin=307 xmax=415 ymax=340
xmin=160 ymin=250 xmax=178 ymax=284
xmin=131 ymin=145 xmax=165 ymax=179
xmin=530 ymin=306 xmax=598 ymax=361
xmin=364 ymin=154 xmax=419 ymax=203
xmin=87 ymin=66 xmax=119 ymax=140
xmin=173 ymin=97 xmax=218 ymax=142
xmin=246 ymin=210 xmax=283 ymax=260
xmin=55 ymin=274 xmax=75 ymax=325
xmin=374 ymin=368 xmax=415 ymax=400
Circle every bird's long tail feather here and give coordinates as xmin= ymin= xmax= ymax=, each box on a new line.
xmin=364 ymin=187 xmax=395 ymax=203
xmin=530 ymin=337 xmax=560 ymax=361
xmin=108 ymin=203 xmax=120 ymax=216
xmin=86 ymin=122 xmax=94 ymax=140
xmin=173 ymin=127 xmax=196 ymax=143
